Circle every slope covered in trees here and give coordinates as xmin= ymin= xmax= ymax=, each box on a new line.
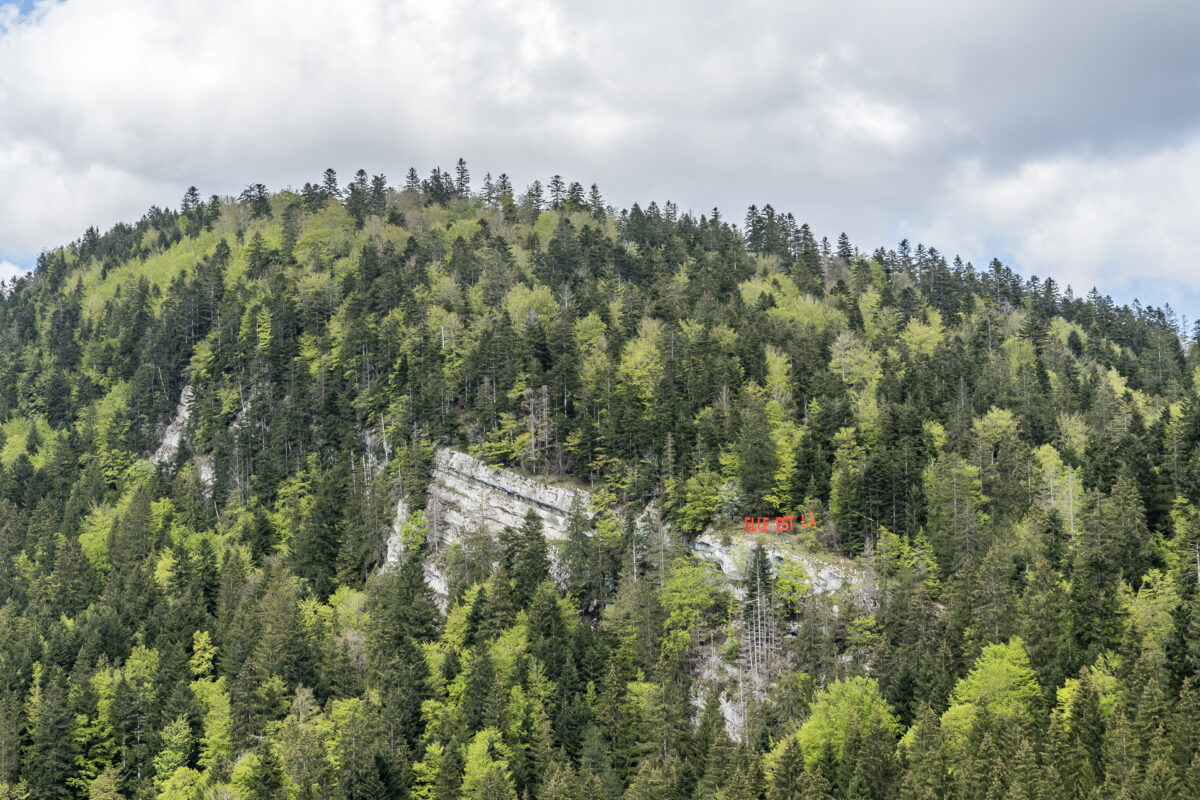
xmin=1 ymin=162 xmax=1199 ymax=798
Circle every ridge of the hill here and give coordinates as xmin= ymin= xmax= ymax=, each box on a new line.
xmin=1 ymin=167 xmax=1199 ymax=799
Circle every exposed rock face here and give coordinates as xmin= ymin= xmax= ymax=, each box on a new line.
xmin=360 ymin=424 xmax=391 ymax=481
xmin=152 ymin=385 xmax=193 ymax=466
xmin=384 ymin=490 xmax=450 ymax=599
xmin=151 ymin=385 xmax=215 ymax=491
xmin=385 ymin=496 xmax=411 ymax=565
xmin=384 ymin=447 xmax=874 ymax=739
xmin=385 ymin=448 xmax=593 ymax=602
xmin=386 ymin=448 xmax=874 ymax=614
xmin=424 ymin=449 xmax=591 ymax=543
xmin=688 ymin=533 xmax=875 ymax=738
xmin=689 ymin=531 xmax=872 ymax=606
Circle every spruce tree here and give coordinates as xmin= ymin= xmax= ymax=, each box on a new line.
xmin=323 ymin=167 xmax=340 ymax=198
xmin=548 ymin=175 xmax=566 ymax=210
xmin=836 ymin=232 xmax=852 ymax=260
xmin=512 ymin=509 xmax=550 ymax=607
xmin=455 ymin=158 xmax=471 ymax=197
xmin=738 ymin=388 xmax=778 ymax=514
xmin=23 ymin=666 xmax=76 ymax=799
xmin=294 ymin=459 xmax=348 ymax=599
xmin=768 ymin=737 xmax=806 ymax=800
xmin=462 ymin=644 xmax=496 ymax=731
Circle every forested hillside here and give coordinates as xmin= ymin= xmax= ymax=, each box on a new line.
xmin=2 ymin=162 xmax=1200 ymax=799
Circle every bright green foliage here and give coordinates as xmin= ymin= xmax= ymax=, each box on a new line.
xmin=900 ymin=312 xmax=943 ymax=357
xmin=0 ymin=168 xmax=1197 ymax=799
xmin=618 ymin=318 xmax=664 ymax=405
xmin=155 ymin=766 xmax=203 ymax=800
xmin=401 ymin=509 xmax=429 ymax=553
xmin=940 ymin=638 xmax=1042 ymax=752
xmin=152 ymin=716 xmax=193 ymax=792
xmin=791 ymin=677 xmax=901 ymax=768
xmin=662 ymin=557 xmax=727 ymax=634
xmin=681 ymin=468 xmax=722 ymax=534
xmin=740 ymin=273 xmax=844 ymax=333
xmin=88 ymin=766 xmax=125 ymax=799
xmin=774 ymin=558 xmax=810 ymax=619
xmin=460 ymin=729 xmax=514 ymax=800
xmin=828 ymin=331 xmax=880 ymax=391
xmin=191 ymin=675 xmax=232 ymax=773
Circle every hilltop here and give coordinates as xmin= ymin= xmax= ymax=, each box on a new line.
xmin=0 ymin=164 xmax=1198 ymax=799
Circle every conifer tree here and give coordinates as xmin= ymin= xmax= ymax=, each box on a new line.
xmin=323 ymin=168 xmax=340 ymax=198
xmin=23 ymin=666 xmax=76 ymax=799
xmin=280 ymin=202 xmax=300 ymax=264
xmin=768 ymin=737 xmax=807 ymax=800
xmin=548 ymin=175 xmax=566 ymax=210
xmin=455 ymin=159 xmax=471 ymax=197
xmin=5 ymin=160 xmax=1200 ymax=800
xmin=366 ymin=559 xmax=437 ymax=748
xmin=589 ymin=184 xmax=605 ymax=219
xmin=245 ymin=743 xmax=286 ymax=799
xmin=462 ymin=644 xmax=497 ymax=731
xmin=294 ymin=459 xmax=348 ymax=599
xmin=739 ymin=388 xmax=778 ymax=514
xmin=512 ymin=509 xmax=550 ymax=607
xmin=836 ymin=233 xmax=852 ymax=260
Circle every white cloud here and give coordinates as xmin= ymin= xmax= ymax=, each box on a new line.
xmin=0 ymin=259 xmax=27 ymax=283
xmin=0 ymin=137 xmax=172 ymax=256
xmin=0 ymin=0 xmax=592 ymax=259
xmin=916 ymin=143 xmax=1200 ymax=300
xmin=1 ymin=0 xmax=1200 ymax=311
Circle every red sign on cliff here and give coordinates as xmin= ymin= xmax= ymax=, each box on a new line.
xmin=744 ymin=510 xmax=817 ymax=533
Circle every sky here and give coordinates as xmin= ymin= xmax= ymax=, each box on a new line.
xmin=2 ymin=0 xmax=1199 ymax=319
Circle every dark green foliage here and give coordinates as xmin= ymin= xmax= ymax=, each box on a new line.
xmin=247 ymin=744 xmax=286 ymax=799
xmin=1 ymin=169 xmax=1198 ymax=799
xmin=23 ymin=666 xmax=77 ymax=799
xmin=739 ymin=389 xmax=778 ymax=514
xmin=511 ymin=509 xmax=550 ymax=608
xmin=294 ymin=459 xmax=348 ymax=599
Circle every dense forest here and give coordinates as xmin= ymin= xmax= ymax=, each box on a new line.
xmin=1 ymin=161 xmax=1200 ymax=800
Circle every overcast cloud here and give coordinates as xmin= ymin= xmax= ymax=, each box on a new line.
xmin=2 ymin=0 xmax=1199 ymax=314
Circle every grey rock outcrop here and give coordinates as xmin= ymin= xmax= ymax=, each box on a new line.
xmin=385 ymin=448 xmax=873 ymax=613
xmin=385 ymin=448 xmax=593 ymax=601
xmin=385 ymin=496 xmax=411 ymax=565
xmin=689 ymin=531 xmax=872 ymax=606
xmin=425 ymin=449 xmax=590 ymax=545
xmin=150 ymin=384 xmax=217 ymax=491
xmin=152 ymin=385 xmax=193 ymax=466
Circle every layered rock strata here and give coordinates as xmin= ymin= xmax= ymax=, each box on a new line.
xmin=387 ymin=448 xmax=868 ymax=603
xmin=385 ymin=448 xmax=593 ymax=600
xmin=424 ymin=449 xmax=589 ymax=544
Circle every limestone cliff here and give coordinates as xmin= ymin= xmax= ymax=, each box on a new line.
xmin=424 ymin=448 xmax=590 ymax=544
xmin=152 ymin=385 xmax=193 ymax=466
xmin=151 ymin=384 xmax=215 ymax=488
xmin=385 ymin=448 xmax=593 ymax=600
xmin=385 ymin=447 xmax=870 ymax=612
xmin=385 ymin=447 xmax=873 ymax=737
xmin=689 ymin=531 xmax=873 ymax=608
